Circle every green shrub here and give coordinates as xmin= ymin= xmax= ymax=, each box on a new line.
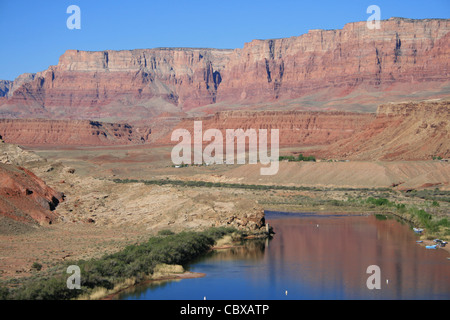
xmin=435 ymin=218 xmax=449 ymax=228
xmin=366 ymin=197 xmax=390 ymax=206
xmin=158 ymin=229 xmax=175 ymax=236
xmin=31 ymin=262 xmax=42 ymax=271
xmin=11 ymin=275 xmax=81 ymax=300
xmin=416 ymin=209 xmax=432 ymax=223
xmin=279 ymin=154 xmax=316 ymax=162
xmin=0 ymin=286 xmax=9 ymax=300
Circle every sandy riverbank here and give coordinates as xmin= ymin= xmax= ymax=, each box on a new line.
xmin=416 ymin=239 xmax=450 ymax=254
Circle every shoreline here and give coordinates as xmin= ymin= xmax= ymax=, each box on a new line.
xmin=100 ymin=271 xmax=206 ymax=301
xmin=0 ymin=227 xmax=244 ymax=300
xmin=95 ymin=231 xmax=270 ymax=300
xmin=100 ymin=232 xmax=269 ymax=300
xmin=416 ymin=239 xmax=450 ymax=254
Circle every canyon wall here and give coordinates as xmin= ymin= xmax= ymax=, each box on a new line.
xmin=160 ymin=110 xmax=375 ymax=146
xmin=216 ymin=18 xmax=450 ymax=106
xmin=1 ymin=100 xmax=446 ymax=161
xmin=0 ymin=18 xmax=449 ymax=120
xmin=0 ymin=119 xmax=151 ymax=146
xmin=161 ymin=99 xmax=449 ymax=161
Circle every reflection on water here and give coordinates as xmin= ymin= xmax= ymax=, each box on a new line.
xmin=119 ymin=212 xmax=450 ymax=300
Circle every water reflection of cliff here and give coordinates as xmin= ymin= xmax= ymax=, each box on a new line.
xmin=258 ymin=214 xmax=450 ymax=299
xmin=201 ymin=240 xmax=267 ymax=262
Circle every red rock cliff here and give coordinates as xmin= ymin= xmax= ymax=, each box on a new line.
xmin=0 ymin=18 xmax=448 ymax=119
xmin=0 ymin=119 xmax=151 ymax=146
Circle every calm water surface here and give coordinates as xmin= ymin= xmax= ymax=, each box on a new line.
xmin=119 ymin=212 xmax=450 ymax=300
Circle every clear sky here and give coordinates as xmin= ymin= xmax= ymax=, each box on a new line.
xmin=0 ymin=0 xmax=449 ymax=80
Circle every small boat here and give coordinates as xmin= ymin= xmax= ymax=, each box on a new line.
xmin=416 ymin=240 xmax=423 ymax=243
xmin=426 ymin=245 xmax=438 ymax=249
xmin=413 ymin=228 xmax=423 ymax=233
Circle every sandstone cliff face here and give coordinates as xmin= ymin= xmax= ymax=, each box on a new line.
xmin=0 ymin=119 xmax=151 ymax=146
xmin=0 ymin=18 xmax=448 ymax=119
xmin=216 ymin=18 xmax=450 ymax=105
xmin=1 ymin=48 xmax=231 ymax=119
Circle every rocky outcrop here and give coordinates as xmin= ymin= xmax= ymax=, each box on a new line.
xmin=0 ymin=163 xmax=63 ymax=226
xmin=0 ymin=140 xmax=43 ymax=165
xmin=0 ymin=141 xmax=63 ymax=227
xmin=0 ymin=18 xmax=448 ymax=120
xmin=0 ymin=119 xmax=151 ymax=146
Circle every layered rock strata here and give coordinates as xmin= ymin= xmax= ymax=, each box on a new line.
xmin=0 ymin=119 xmax=151 ymax=146
xmin=0 ymin=18 xmax=448 ymax=119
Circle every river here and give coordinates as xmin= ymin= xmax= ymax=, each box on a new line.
xmin=118 ymin=211 xmax=450 ymax=300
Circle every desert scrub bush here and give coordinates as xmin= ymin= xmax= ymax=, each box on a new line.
xmin=158 ymin=229 xmax=175 ymax=236
xmin=403 ymin=188 xmax=450 ymax=203
xmin=366 ymin=197 xmax=392 ymax=207
xmin=0 ymin=286 xmax=9 ymax=300
xmin=31 ymin=262 xmax=42 ymax=271
xmin=420 ymin=216 xmax=450 ymax=235
xmin=201 ymin=227 xmax=236 ymax=240
xmin=411 ymin=207 xmax=432 ymax=224
xmin=279 ymin=154 xmax=316 ymax=162
xmin=8 ymin=274 xmax=83 ymax=300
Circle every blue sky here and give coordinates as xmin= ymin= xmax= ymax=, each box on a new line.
xmin=0 ymin=0 xmax=448 ymax=80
